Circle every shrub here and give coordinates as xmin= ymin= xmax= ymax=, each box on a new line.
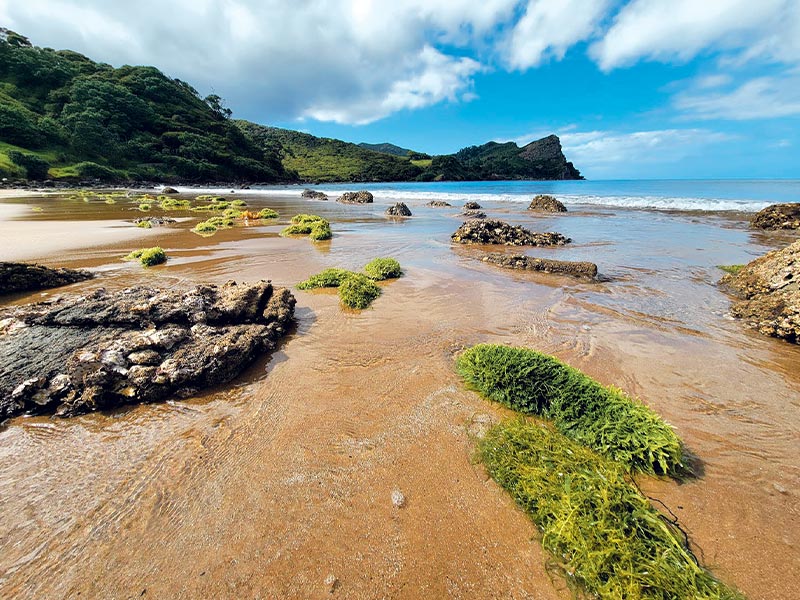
xmin=364 ymin=257 xmax=402 ymax=280
xmin=297 ymin=268 xmax=357 ymax=290
xmin=338 ymin=274 xmax=381 ymax=309
xmin=126 ymin=246 xmax=166 ymax=266
xmin=73 ymin=161 xmax=120 ymax=181
xmin=480 ymin=420 xmax=742 ymax=600
xmin=456 ymin=344 xmax=683 ymax=475
xmin=7 ymin=150 xmax=50 ymax=179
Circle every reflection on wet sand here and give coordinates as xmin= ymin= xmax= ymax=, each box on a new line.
xmin=0 ymin=191 xmax=798 ymax=599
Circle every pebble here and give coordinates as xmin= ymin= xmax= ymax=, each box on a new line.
xmin=391 ymin=489 xmax=406 ymax=508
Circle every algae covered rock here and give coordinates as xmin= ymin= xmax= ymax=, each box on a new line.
xmin=721 ymin=239 xmax=800 ymax=344
xmin=528 ymin=194 xmax=567 ymax=212
xmin=337 ymin=190 xmax=374 ymax=204
xmin=751 ymin=203 xmax=800 ymax=230
xmin=0 ymin=281 xmax=296 ymax=419
xmin=386 ymin=202 xmax=412 ymax=217
xmin=133 ymin=216 xmax=177 ymax=227
xmin=0 ymin=262 xmax=92 ymax=296
xmin=481 ymin=253 xmax=596 ymax=279
xmin=451 ymin=219 xmax=570 ymax=247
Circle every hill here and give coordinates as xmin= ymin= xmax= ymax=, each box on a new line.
xmin=0 ymin=28 xmax=292 ymax=183
xmin=357 ymin=142 xmax=414 ymax=157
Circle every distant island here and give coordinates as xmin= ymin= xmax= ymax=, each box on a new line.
xmin=0 ymin=29 xmax=581 ymax=185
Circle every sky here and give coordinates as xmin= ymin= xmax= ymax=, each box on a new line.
xmin=2 ymin=0 xmax=799 ymax=179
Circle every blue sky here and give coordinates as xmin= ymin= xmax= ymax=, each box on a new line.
xmin=3 ymin=0 xmax=799 ymax=179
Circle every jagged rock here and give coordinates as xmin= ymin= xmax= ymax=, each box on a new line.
xmin=337 ymin=190 xmax=373 ymax=204
xmin=0 ymin=281 xmax=296 ymax=420
xmin=1 ymin=262 xmax=92 ymax=296
xmin=481 ymin=253 xmax=596 ymax=279
xmin=386 ymin=202 xmax=412 ymax=217
xmin=301 ymin=189 xmax=328 ymax=201
xmin=426 ymin=200 xmax=452 ymax=208
xmin=464 ymin=201 xmax=481 ymax=210
xmin=133 ymin=216 xmax=177 ymax=227
xmin=462 ymin=210 xmax=486 ymax=219
xmin=161 ymin=187 xmax=179 ymax=194
xmin=451 ymin=219 xmax=570 ymax=247
xmin=751 ymin=203 xmax=800 ymax=230
xmin=528 ymin=194 xmax=567 ymax=213
xmin=720 ymin=240 xmax=800 ymax=344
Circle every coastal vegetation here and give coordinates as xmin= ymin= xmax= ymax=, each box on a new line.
xmin=364 ymin=258 xmax=402 ymax=280
xmin=125 ymin=246 xmax=167 ymax=267
xmin=338 ymin=274 xmax=381 ymax=309
xmin=297 ymin=258 xmax=402 ymax=309
xmin=718 ymin=264 xmax=744 ymax=274
xmin=281 ymin=214 xmax=332 ymax=241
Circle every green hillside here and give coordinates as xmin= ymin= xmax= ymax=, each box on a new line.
xmin=357 ymin=142 xmax=413 ymax=157
xmin=0 ymin=28 xmax=292 ymax=183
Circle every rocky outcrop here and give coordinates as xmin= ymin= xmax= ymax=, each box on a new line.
xmin=464 ymin=201 xmax=482 ymax=210
xmin=1 ymin=262 xmax=92 ymax=296
xmin=133 ymin=216 xmax=177 ymax=227
xmin=0 ymin=281 xmax=296 ymax=419
xmin=337 ymin=191 xmax=374 ymax=204
xmin=751 ymin=203 xmax=800 ymax=230
xmin=720 ymin=240 xmax=799 ymax=344
xmin=481 ymin=253 xmax=596 ymax=279
xmin=386 ymin=202 xmax=412 ymax=217
xmin=462 ymin=210 xmax=486 ymax=219
xmin=302 ymin=189 xmax=328 ymax=201
xmin=162 ymin=187 xmax=179 ymax=194
xmin=426 ymin=201 xmax=452 ymax=208
xmin=451 ymin=220 xmax=570 ymax=247
xmin=528 ymin=194 xmax=567 ymax=213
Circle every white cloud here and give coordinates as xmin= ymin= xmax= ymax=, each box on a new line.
xmin=505 ymin=0 xmax=610 ymax=69
xmin=675 ymin=73 xmax=800 ymax=120
xmin=592 ymin=0 xmax=800 ymax=70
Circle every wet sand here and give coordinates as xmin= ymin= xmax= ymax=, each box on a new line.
xmin=0 ymin=190 xmax=798 ymax=599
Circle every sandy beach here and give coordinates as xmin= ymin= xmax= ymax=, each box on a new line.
xmin=0 ymin=188 xmax=798 ymax=599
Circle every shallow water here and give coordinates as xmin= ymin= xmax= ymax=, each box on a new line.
xmin=0 ymin=189 xmax=798 ymax=599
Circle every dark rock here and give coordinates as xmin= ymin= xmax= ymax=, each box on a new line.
xmin=720 ymin=240 xmax=799 ymax=344
xmin=0 ymin=262 xmax=93 ymax=296
xmin=0 ymin=281 xmax=295 ymax=420
xmin=337 ymin=190 xmax=374 ymax=204
xmin=462 ymin=210 xmax=486 ymax=219
xmin=301 ymin=189 xmax=328 ymax=201
xmin=464 ymin=201 xmax=481 ymax=210
xmin=162 ymin=187 xmax=179 ymax=194
xmin=451 ymin=219 xmax=570 ymax=247
xmin=133 ymin=216 xmax=177 ymax=227
xmin=481 ymin=253 xmax=596 ymax=279
xmin=751 ymin=203 xmax=800 ymax=230
xmin=386 ymin=202 xmax=412 ymax=217
xmin=426 ymin=201 xmax=452 ymax=208
xmin=528 ymin=194 xmax=567 ymax=213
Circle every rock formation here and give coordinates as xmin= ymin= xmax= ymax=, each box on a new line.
xmin=750 ymin=203 xmax=800 ymax=230
xmin=337 ymin=191 xmax=374 ymax=204
xmin=0 ymin=281 xmax=296 ymax=419
xmin=386 ymin=202 xmax=412 ymax=217
xmin=481 ymin=253 xmax=596 ymax=279
xmin=720 ymin=239 xmax=799 ymax=344
xmin=528 ymin=194 xmax=567 ymax=213
xmin=161 ymin=187 xmax=179 ymax=194
xmin=0 ymin=262 xmax=92 ymax=296
xmin=464 ymin=201 xmax=482 ymax=210
xmin=462 ymin=210 xmax=486 ymax=219
xmin=426 ymin=201 xmax=452 ymax=208
xmin=301 ymin=189 xmax=328 ymax=201
xmin=133 ymin=216 xmax=177 ymax=227
xmin=451 ymin=220 xmax=570 ymax=247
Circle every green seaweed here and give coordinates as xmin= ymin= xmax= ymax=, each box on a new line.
xmin=125 ymin=246 xmax=166 ymax=267
xmin=137 ymin=220 xmax=152 ymax=229
xmin=291 ymin=213 xmax=325 ymax=224
xmin=297 ymin=268 xmax=357 ymax=290
xmin=479 ymin=419 xmax=742 ymax=600
xmin=281 ymin=214 xmax=332 ymax=241
xmin=256 ymin=208 xmax=278 ymax=219
xmin=231 ymin=199 xmax=247 ymax=207
xmin=309 ymin=220 xmax=332 ymax=240
xmin=138 ymin=203 xmax=152 ymax=211
xmin=456 ymin=344 xmax=683 ymax=476
xmin=718 ymin=264 xmax=744 ymax=275
xmin=364 ymin=257 xmax=402 ymax=280
xmin=159 ymin=198 xmax=191 ymax=211
xmin=338 ymin=273 xmax=381 ymax=309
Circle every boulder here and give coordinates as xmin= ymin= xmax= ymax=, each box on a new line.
xmin=1 ymin=262 xmax=92 ymax=296
xmin=337 ymin=190 xmax=374 ymax=204
xmin=426 ymin=201 xmax=452 ymax=208
xmin=301 ymin=189 xmax=329 ymax=201
xmin=386 ymin=202 xmax=412 ymax=217
xmin=720 ymin=240 xmax=799 ymax=344
xmin=133 ymin=216 xmax=177 ymax=227
xmin=528 ymin=194 xmax=567 ymax=213
xmin=751 ymin=203 xmax=800 ymax=230
xmin=462 ymin=210 xmax=486 ymax=219
xmin=451 ymin=219 xmax=570 ymax=247
xmin=481 ymin=253 xmax=596 ymax=279
xmin=0 ymin=281 xmax=296 ymax=419
xmin=464 ymin=201 xmax=482 ymax=210
xmin=161 ymin=187 xmax=179 ymax=194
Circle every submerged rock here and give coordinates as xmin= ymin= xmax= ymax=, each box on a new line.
xmin=481 ymin=253 xmax=597 ymax=279
xmin=464 ymin=201 xmax=482 ymax=210
xmin=426 ymin=200 xmax=452 ymax=208
xmin=528 ymin=194 xmax=567 ymax=213
xmin=751 ymin=203 xmax=800 ymax=230
xmin=720 ymin=240 xmax=799 ymax=344
xmin=386 ymin=202 xmax=412 ymax=217
xmin=451 ymin=219 xmax=570 ymax=247
xmin=0 ymin=281 xmax=296 ymax=420
xmin=462 ymin=210 xmax=486 ymax=219
xmin=161 ymin=187 xmax=179 ymax=194
xmin=301 ymin=189 xmax=328 ymax=201
xmin=337 ymin=190 xmax=373 ymax=204
xmin=0 ymin=262 xmax=92 ymax=296
xmin=133 ymin=216 xmax=177 ymax=227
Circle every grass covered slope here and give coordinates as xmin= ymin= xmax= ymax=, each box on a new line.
xmin=457 ymin=344 xmax=682 ymax=475
xmin=0 ymin=28 xmax=293 ymax=182
xmin=480 ymin=420 xmax=742 ymax=600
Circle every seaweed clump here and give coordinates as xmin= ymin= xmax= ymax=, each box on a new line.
xmin=718 ymin=264 xmax=744 ymax=275
xmin=457 ymin=344 xmax=683 ymax=476
xmin=338 ymin=274 xmax=382 ymax=309
xmin=125 ymin=247 xmax=167 ymax=267
xmin=281 ymin=214 xmax=332 ymax=241
xmin=297 ymin=258 xmax=402 ymax=309
xmin=479 ymin=420 xmax=743 ymax=600
xmin=364 ymin=258 xmax=402 ymax=281
xmin=297 ymin=268 xmax=355 ymax=290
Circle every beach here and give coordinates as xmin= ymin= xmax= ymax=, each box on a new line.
xmin=0 ymin=184 xmax=798 ymax=599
